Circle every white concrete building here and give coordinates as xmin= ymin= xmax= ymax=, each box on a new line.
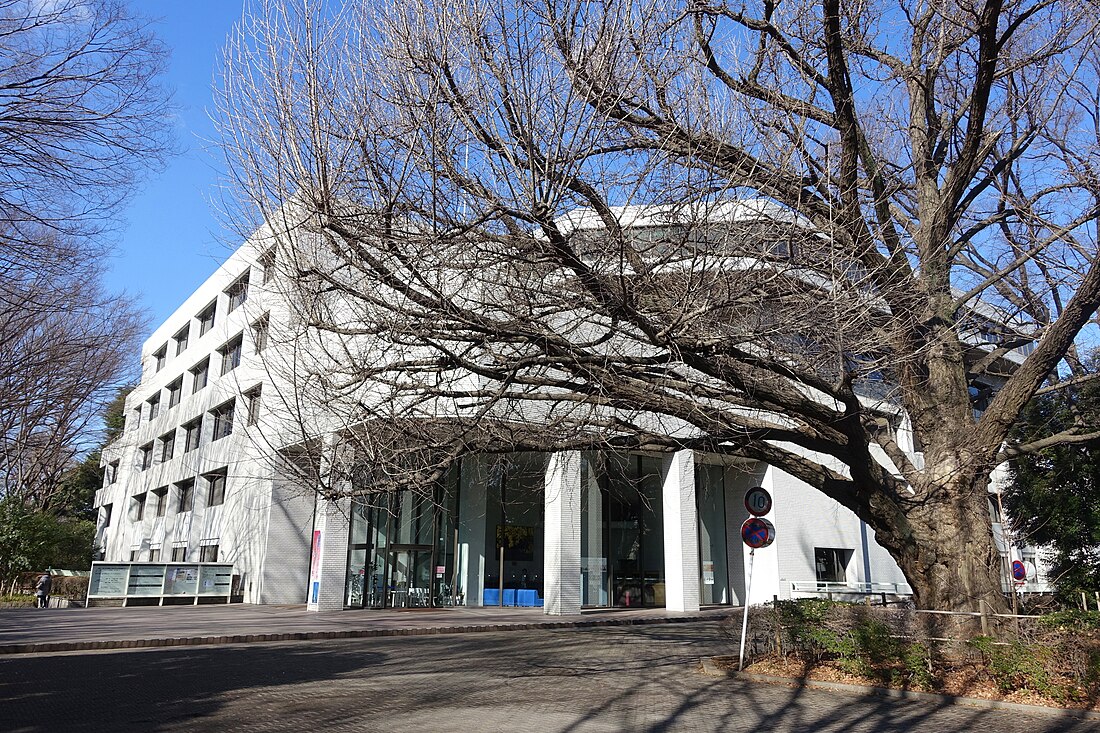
xmin=95 ymin=210 xmax=1048 ymax=611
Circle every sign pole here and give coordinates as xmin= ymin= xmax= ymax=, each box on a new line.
xmin=738 ymin=547 xmax=756 ymax=671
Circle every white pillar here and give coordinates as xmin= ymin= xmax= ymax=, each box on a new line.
xmin=663 ymin=450 xmax=700 ymax=612
xmin=544 ymin=451 xmax=582 ymax=615
xmin=307 ymin=496 xmax=351 ymax=611
xmin=458 ymin=457 xmax=489 ymax=606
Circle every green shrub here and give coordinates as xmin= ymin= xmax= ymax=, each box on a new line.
xmin=1039 ymin=610 xmax=1100 ymax=631
xmin=970 ymin=636 xmax=1056 ymax=695
xmin=902 ymin=642 xmax=936 ymax=690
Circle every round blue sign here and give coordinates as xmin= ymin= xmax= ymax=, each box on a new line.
xmin=1011 ymin=560 xmax=1027 ymax=582
xmin=741 ymin=517 xmax=776 ymax=549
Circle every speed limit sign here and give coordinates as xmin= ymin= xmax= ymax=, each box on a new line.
xmin=744 ymin=486 xmax=772 ymax=516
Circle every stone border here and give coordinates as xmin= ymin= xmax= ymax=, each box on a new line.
xmin=700 ymin=657 xmax=1100 ymax=722
xmin=0 ymin=611 xmax=728 ymax=656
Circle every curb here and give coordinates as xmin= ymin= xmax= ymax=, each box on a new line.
xmin=0 ymin=611 xmax=732 ymax=656
xmin=700 ymin=657 xmax=1100 ymax=722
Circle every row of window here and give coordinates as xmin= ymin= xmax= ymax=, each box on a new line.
xmin=149 ymin=254 xmax=275 ymax=374
xmin=137 ymin=315 xmax=269 ymax=429
xmin=101 ymin=468 xmax=230 ymax=530
xmin=129 ymin=544 xmax=219 ymax=563
xmin=135 ymin=388 xmax=261 ymax=472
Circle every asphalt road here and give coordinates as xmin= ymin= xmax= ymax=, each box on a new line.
xmin=0 ymin=622 xmax=1094 ymax=732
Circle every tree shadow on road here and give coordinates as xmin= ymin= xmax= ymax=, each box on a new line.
xmin=0 ymin=642 xmax=385 ymax=732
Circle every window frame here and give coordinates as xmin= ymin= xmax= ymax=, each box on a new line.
xmin=190 ymin=357 xmax=210 ymax=394
xmin=205 ymin=470 xmax=227 ymax=507
xmin=245 ymin=385 xmax=262 ymax=426
xmin=139 ymin=443 xmax=153 ymax=471
xmin=197 ymin=300 xmax=217 ymax=336
xmin=176 ymin=479 xmax=195 ymax=513
xmin=132 ymin=492 xmax=147 ymax=522
xmin=157 ymin=430 xmax=175 ymax=463
xmin=174 ymin=324 xmax=190 ymax=355
xmin=167 ymin=377 xmax=183 ymax=408
xmin=210 ymin=399 xmax=235 ymax=441
xmin=226 ymin=272 xmax=250 ymax=312
xmin=199 ymin=544 xmax=219 ymax=563
xmin=219 ymin=334 xmax=243 ymax=376
xmin=153 ymin=345 xmax=167 ymax=373
xmin=153 ymin=487 xmax=168 ymax=518
xmin=252 ymin=314 xmax=270 ymax=354
xmin=183 ymin=416 xmax=203 ymax=453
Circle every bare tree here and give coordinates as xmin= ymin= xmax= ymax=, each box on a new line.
xmin=0 ymin=0 xmax=172 ymax=258
xmin=0 ymin=227 xmax=145 ymax=511
xmin=219 ymin=0 xmax=1100 ymax=612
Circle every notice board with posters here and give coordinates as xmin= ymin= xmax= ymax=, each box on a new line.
xmin=87 ymin=562 xmax=235 ymax=607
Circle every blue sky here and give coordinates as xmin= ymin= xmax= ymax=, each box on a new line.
xmin=104 ymin=1 xmax=247 ymax=328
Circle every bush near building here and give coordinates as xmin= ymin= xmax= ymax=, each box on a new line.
xmin=723 ymin=600 xmax=1100 ymax=706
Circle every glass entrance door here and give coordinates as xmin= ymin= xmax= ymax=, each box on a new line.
xmin=387 ymin=544 xmax=433 ymax=608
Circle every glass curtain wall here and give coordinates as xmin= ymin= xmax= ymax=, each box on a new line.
xmin=696 ymin=463 xmax=731 ymax=605
xmin=344 ymin=469 xmax=458 ymax=609
xmin=484 ymin=453 xmax=545 ymax=597
xmin=580 ymin=453 xmax=665 ymax=608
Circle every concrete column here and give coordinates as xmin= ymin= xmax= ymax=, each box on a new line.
xmin=458 ymin=457 xmax=489 ymax=606
xmin=544 ymin=451 xmax=582 ymax=615
xmin=307 ymin=496 xmax=351 ymax=611
xmin=663 ymin=450 xmax=700 ymax=612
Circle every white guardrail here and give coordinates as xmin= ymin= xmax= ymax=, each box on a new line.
xmin=789 ymin=581 xmax=913 ymax=596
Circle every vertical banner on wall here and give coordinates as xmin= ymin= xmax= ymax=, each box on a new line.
xmin=307 ymin=529 xmax=322 ymax=610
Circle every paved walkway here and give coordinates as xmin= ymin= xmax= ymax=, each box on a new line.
xmin=0 ymin=603 xmax=735 ymax=654
xmin=1 ymin=621 xmax=1092 ymax=732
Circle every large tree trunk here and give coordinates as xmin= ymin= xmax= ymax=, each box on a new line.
xmin=885 ymin=477 xmax=1010 ymax=613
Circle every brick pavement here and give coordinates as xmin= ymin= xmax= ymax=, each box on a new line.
xmin=0 ymin=621 xmax=1094 ymax=732
xmin=0 ymin=603 xmax=734 ymax=654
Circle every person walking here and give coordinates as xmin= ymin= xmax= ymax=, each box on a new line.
xmin=35 ymin=572 xmax=51 ymax=609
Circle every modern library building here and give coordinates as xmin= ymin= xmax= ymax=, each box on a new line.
xmin=94 ymin=211 xmax=1046 ymax=613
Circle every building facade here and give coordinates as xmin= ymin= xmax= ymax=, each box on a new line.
xmin=95 ymin=216 xmax=1048 ymax=611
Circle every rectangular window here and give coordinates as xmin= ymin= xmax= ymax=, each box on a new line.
xmin=219 ymin=334 xmax=243 ymax=376
xmin=153 ymin=488 xmax=167 ymax=518
xmin=814 ymin=548 xmax=852 ymax=585
xmin=210 ymin=400 xmax=235 ymax=441
xmin=149 ymin=547 xmax=162 ymax=562
xmin=153 ymin=345 xmax=167 ymax=373
xmin=129 ymin=549 xmax=139 ymax=562
xmin=105 ymin=461 xmax=119 ymax=486
xmin=183 ymin=417 xmax=202 ymax=452
xmin=259 ymin=248 xmax=276 ymax=284
xmin=176 ymin=478 xmax=195 ymax=512
xmin=252 ymin=314 xmax=270 ymax=354
xmin=205 ymin=469 xmax=227 ymax=507
xmin=157 ymin=430 xmax=175 ymax=463
xmin=226 ymin=272 xmax=249 ymax=312
xmin=198 ymin=301 xmax=216 ymax=336
xmin=191 ymin=358 xmax=209 ymax=393
xmin=167 ymin=377 xmax=183 ymax=408
xmin=174 ymin=324 xmax=190 ymax=355
xmin=132 ymin=493 xmax=147 ymax=521
xmin=101 ymin=503 xmax=112 ymax=527
xmin=245 ymin=385 xmax=262 ymax=426
xmin=139 ymin=443 xmax=153 ymax=471
xmin=147 ymin=393 xmax=160 ymax=420
xmin=171 ymin=546 xmax=186 ymax=562
xmin=132 ymin=406 xmax=141 ymax=428
xmin=200 ymin=544 xmax=219 ymax=563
